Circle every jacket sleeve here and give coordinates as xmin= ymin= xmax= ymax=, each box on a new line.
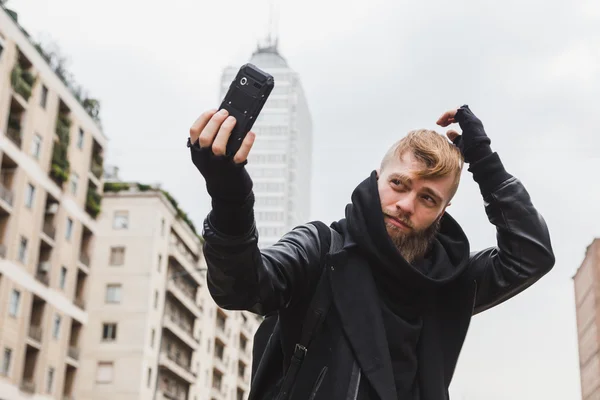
xmin=202 ymin=217 xmax=324 ymax=316
xmin=468 ymin=175 xmax=556 ymax=315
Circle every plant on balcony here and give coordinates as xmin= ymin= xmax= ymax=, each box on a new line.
xmin=49 ymin=112 xmax=71 ymax=185
xmin=10 ymin=62 xmax=36 ymax=101
xmin=91 ymin=151 xmax=103 ymax=179
xmin=104 ymin=182 xmax=129 ymax=192
xmin=85 ymin=187 xmax=101 ymax=218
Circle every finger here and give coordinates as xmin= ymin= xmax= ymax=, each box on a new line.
xmin=189 ymin=109 xmax=217 ymax=144
xmin=198 ymin=109 xmax=229 ymax=148
xmin=233 ymin=131 xmax=256 ymax=164
xmin=446 ymin=129 xmax=460 ymax=142
xmin=436 ymin=109 xmax=458 ymax=127
xmin=211 ymin=115 xmax=237 ymax=155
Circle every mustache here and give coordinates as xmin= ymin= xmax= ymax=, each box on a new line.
xmin=383 ymin=212 xmax=414 ymax=229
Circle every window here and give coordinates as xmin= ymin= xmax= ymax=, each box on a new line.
xmin=40 ymin=85 xmax=48 ymax=108
xmin=214 ymin=341 xmax=224 ymax=359
xmin=70 ymin=172 xmax=79 ymax=195
xmin=30 ymin=133 xmax=42 ymax=159
xmin=17 ymin=237 xmax=27 ymax=263
xmin=105 ymin=284 xmax=122 ymax=304
xmin=8 ymin=290 xmax=20 ymax=317
xmin=237 ymin=388 xmax=245 ymax=400
xmin=65 ymin=218 xmax=73 ymax=240
xmin=24 ymin=183 xmax=35 ymax=208
xmin=0 ymin=37 xmax=4 ymax=59
xmin=238 ymin=361 xmax=246 ymax=378
xmin=147 ymin=367 xmax=152 ymax=388
xmin=239 ymin=335 xmax=247 ymax=351
xmin=212 ymin=369 xmax=223 ymax=390
xmin=59 ymin=267 xmax=67 ymax=290
xmin=160 ymin=218 xmax=165 ymax=236
xmin=1 ymin=348 xmax=11 ymax=376
xmin=102 ymin=323 xmax=117 ymax=341
xmin=216 ymin=311 xmax=226 ymax=331
xmin=96 ymin=361 xmax=114 ymax=383
xmin=153 ymin=290 xmax=159 ymax=309
xmin=77 ymin=128 xmax=84 ymax=149
xmin=52 ymin=315 xmax=61 ymax=339
xmin=113 ymin=211 xmax=129 ymax=229
xmin=150 ymin=329 xmax=155 ymax=348
xmin=46 ymin=367 xmax=55 ymax=393
xmin=157 ymin=255 xmax=162 ymax=273
xmin=109 ymin=247 xmax=125 ymax=265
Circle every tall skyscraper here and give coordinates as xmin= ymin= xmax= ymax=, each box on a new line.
xmin=78 ymin=179 xmax=258 ymax=400
xmin=0 ymin=6 xmax=106 ymax=399
xmin=573 ymin=238 xmax=600 ymax=400
xmin=220 ymin=40 xmax=313 ymax=248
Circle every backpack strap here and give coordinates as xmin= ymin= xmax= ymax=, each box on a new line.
xmin=276 ymin=221 xmax=343 ymax=400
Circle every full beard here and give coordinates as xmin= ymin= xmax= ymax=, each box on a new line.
xmin=385 ymin=217 xmax=441 ymax=264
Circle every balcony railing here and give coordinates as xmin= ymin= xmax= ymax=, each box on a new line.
xmin=28 ymin=325 xmax=42 ymax=342
xmin=74 ymin=297 xmax=85 ymax=310
xmin=166 ymin=314 xmax=194 ymax=337
xmin=68 ymin=346 xmax=80 ymax=361
xmin=0 ymin=244 xmax=7 ymax=258
xmin=20 ymin=379 xmax=35 ymax=394
xmin=90 ymin=161 xmax=103 ymax=179
xmin=42 ymin=221 xmax=56 ymax=240
xmin=6 ymin=127 xmax=22 ymax=148
xmin=0 ymin=182 xmax=14 ymax=206
xmin=35 ymin=271 xmax=49 ymax=286
xmin=79 ymin=252 xmax=90 ymax=267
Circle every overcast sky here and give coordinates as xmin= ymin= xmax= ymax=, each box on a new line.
xmin=9 ymin=0 xmax=600 ymax=398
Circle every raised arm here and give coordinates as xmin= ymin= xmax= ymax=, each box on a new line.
xmin=189 ymin=110 xmax=322 ymax=315
xmin=437 ymin=105 xmax=555 ymax=314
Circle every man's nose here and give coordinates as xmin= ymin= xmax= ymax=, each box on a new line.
xmin=395 ymin=194 xmax=416 ymax=215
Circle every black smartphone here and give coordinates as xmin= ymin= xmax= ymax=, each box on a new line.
xmin=219 ymin=63 xmax=275 ymax=156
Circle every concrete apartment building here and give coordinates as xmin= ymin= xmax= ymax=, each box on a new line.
xmin=0 ymin=6 xmax=107 ymax=400
xmin=79 ymin=181 xmax=258 ymax=400
xmin=573 ymin=238 xmax=600 ymax=400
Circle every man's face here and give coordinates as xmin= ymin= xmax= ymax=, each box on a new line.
xmin=377 ymin=151 xmax=457 ymax=262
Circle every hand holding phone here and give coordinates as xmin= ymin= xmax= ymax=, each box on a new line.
xmin=189 ymin=63 xmax=274 ymax=163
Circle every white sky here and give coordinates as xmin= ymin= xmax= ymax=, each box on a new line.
xmin=8 ymin=0 xmax=600 ymax=398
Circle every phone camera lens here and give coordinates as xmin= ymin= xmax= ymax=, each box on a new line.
xmin=240 ymin=77 xmax=248 ymax=85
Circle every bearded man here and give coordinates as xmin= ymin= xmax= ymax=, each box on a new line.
xmin=188 ymin=105 xmax=555 ymax=400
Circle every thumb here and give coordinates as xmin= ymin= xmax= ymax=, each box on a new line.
xmin=446 ymin=129 xmax=461 ymax=143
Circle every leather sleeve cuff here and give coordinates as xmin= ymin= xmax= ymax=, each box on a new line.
xmin=208 ymin=192 xmax=256 ymax=237
xmin=467 ymin=151 xmax=512 ymax=197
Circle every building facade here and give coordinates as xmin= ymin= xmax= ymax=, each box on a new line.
xmin=220 ymin=42 xmax=313 ymax=248
xmin=78 ymin=182 xmax=258 ymax=400
xmin=0 ymin=6 xmax=107 ymax=400
xmin=573 ymin=238 xmax=600 ymax=400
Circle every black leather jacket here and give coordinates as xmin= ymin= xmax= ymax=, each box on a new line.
xmin=202 ymin=175 xmax=555 ymax=400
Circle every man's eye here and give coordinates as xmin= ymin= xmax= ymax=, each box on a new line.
xmin=422 ymin=195 xmax=435 ymax=204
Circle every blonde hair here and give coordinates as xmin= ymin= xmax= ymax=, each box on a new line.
xmin=380 ymin=129 xmax=464 ymax=200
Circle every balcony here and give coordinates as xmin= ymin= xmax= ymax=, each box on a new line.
xmin=68 ymin=346 xmax=79 ymax=361
xmin=0 ymin=182 xmax=14 ymax=211
xmin=0 ymin=244 xmax=6 ymax=258
xmin=20 ymin=380 xmax=35 ymax=394
xmin=74 ymin=296 xmax=85 ymax=310
xmin=166 ymin=280 xmax=201 ymax=317
xmin=79 ymin=252 xmax=90 ymax=268
xmin=42 ymin=221 xmax=56 ymax=240
xmin=91 ymin=160 xmax=103 ymax=179
xmin=162 ymin=315 xmax=197 ymax=350
xmin=28 ymin=325 xmax=42 ymax=343
xmin=11 ymin=59 xmax=35 ymax=102
xmin=158 ymin=352 xmax=196 ymax=384
xmin=35 ymin=271 xmax=49 ymax=286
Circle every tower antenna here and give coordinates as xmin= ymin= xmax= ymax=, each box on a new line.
xmin=267 ymin=0 xmax=279 ymax=50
